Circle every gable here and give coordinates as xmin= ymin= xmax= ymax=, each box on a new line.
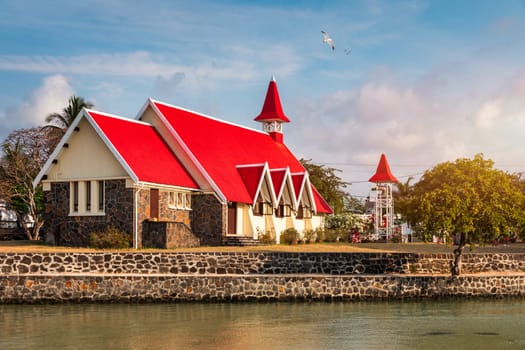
xmin=44 ymin=118 xmax=127 ymax=181
xmin=35 ymin=109 xmax=200 ymax=191
xmin=237 ymin=164 xmax=266 ymax=203
xmin=270 ymin=168 xmax=295 ymax=208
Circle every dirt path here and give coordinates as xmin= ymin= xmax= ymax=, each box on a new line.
xmin=2 ymin=241 xmax=525 ymax=254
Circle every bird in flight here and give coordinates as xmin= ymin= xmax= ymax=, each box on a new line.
xmin=321 ymin=30 xmax=335 ymax=51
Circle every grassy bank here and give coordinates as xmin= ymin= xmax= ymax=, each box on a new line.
xmin=2 ymin=240 xmax=525 ymax=254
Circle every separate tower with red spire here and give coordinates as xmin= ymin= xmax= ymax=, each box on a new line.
xmin=254 ymin=76 xmax=291 ymax=143
xmin=368 ymin=153 xmax=399 ymax=240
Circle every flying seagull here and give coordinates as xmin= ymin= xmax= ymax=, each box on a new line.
xmin=321 ymin=30 xmax=335 ymax=51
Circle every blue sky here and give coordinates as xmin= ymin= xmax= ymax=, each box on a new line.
xmin=2 ymin=0 xmax=525 ymax=197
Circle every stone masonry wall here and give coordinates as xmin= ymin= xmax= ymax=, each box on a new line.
xmin=142 ymin=221 xmax=200 ymax=249
xmin=2 ymin=275 xmax=524 ymax=303
xmin=1 ymin=252 xmax=524 ymax=303
xmin=190 ymin=194 xmax=226 ymax=245
xmin=135 ymin=188 xmax=192 ymax=248
xmin=43 ymin=180 xmax=134 ymax=247
xmin=1 ymin=252 xmax=524 ymax=275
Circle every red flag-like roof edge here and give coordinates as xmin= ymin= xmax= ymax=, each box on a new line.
xmin=253 ymin=77 xmax=291 ymax=123
xmin=311 ymin=185 xmax=333 ymax=214
xmin=368 ymin=153 xmax=399 ymax=183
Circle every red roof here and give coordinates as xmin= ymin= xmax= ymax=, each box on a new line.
xmin=153 ymin=101 xmax=304 ymax=204
xmin=253 ymin=78 xmax=291 ymax=123
xmin=369 ymin=153 xmax=399 ymax=183
xmin=312 ymin=185 xmax=333 ymax=213
xmin=88 ymin=111 xmax=198 ymax=189
xmin=270 ymin=168 xmax=288 ymax=200
xmin=237 ymin=164 xmax=267 ymax=203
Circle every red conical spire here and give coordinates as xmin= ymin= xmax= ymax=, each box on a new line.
xmin=254 ymin=76 xmax=291 ymax=123
xmin=369 ymin=153 xmax=399 ymax=183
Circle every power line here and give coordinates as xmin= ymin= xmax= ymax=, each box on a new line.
xmin=347 ymin=172 xmax=425 ymax=185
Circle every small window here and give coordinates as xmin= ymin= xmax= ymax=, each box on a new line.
xmin=168 ymin=191 xmax=192 ymax=210
xmin=85 ymin=181 xmax=91 ymax=211
xmin=262 ymin=202 xmax=273 ymax=215
xmin=177 ymin=193 xmax=184 ymax=209
xmin=253 ymin=201 xmax=263 ymax=216
xmin=276 ymin=203 xmax=291 ymax=218
xmin=185 ymin=193 xmax=191 ymax=209
xmin=168 ymin=192 xmax=176 ymax=208
xmin=98 ymin=181 xmax=104 ymax=211
xmin=72 ymin=181 xmax=79 ymax=212
xmin=70 ymin=180 xmax=105 ymax=216
xmin=297 ymin=205 xmax=312 ymax=219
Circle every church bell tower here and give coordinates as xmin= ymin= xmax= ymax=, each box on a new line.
xmin=254 ymin=76 xmax=290 ymax=143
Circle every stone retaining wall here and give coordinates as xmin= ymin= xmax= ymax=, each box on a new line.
xmin=1 ymin=252 xmax=524 ymax=303
xmin=1 ymin=252 xmax=525 ymax=275
xmin=1 ymin=274 xmax=524 ymax=303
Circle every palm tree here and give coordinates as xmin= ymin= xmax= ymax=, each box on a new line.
xmin=393 ymin=176 xmax=413 ymax=200
xmin=393 ymin=176 xmax=413 ymax=218
xmin=45 ymin=96 xmax=94 ymax=130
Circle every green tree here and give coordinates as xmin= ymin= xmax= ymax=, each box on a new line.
xmin=0 ymin=128 xmax=54 ymax=240
xmin=402 ymin=154 xmax=525 ymax=275
xmin=300 ymin=159 xmax=351 ymax=214
xmin=45 ymin=95 xmax=94 ymax=130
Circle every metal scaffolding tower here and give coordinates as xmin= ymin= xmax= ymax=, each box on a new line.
xmin=368 ymin=154 xmax=398 ymax=241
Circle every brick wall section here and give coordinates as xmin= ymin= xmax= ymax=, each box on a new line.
xmin=44 ymin=180 xmax=134 ymax=247
xmin=190 ymin=194 xmax=226 ymax=245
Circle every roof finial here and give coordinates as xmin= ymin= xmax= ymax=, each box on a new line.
xmin=271 ymin=74 xmax=276 ymax=82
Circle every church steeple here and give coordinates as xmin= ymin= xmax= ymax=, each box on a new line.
xmin=254 ymin=76 xmax=290 ymax=143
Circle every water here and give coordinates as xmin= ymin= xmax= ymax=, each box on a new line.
xmin=1 ymin=299 xmax=524 ymax=350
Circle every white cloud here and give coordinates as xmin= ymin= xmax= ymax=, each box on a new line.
xmin=475 ymin=99 xmax=502 ymax=129
xmin=0 ymin=74 xmax=74 ymax=139
xmin=0 ymin=45 xmax=302 ymax=85
xmin=287 ymin=66 xmax=525 ymax=197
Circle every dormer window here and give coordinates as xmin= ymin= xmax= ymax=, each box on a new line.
xmin=296 ymin=204 xmax=312 ymax=219
xmin=276 ymin=203 xmax=291 ymax=217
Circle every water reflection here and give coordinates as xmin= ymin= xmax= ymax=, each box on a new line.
xmin=0 ymin=300 xmax=524 ymax=350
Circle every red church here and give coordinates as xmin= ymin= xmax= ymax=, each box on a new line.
xmin=34 ymin=77 xmax=332 ymax=248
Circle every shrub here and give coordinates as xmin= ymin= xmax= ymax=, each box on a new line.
xmin=323 ymin=228 xmax=340 ymax=242
xmin=314 ymin=227 xmax=325 ymax=242
xmin=88 ymin=227 xmax=132 ymax=249
xmin=257 ymin=229 xmax=275 ymax=244
xmin=303 ymin=229 xmax=316 ymax=243
xmin=280 ymin=228 xmax=299 ymax=245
